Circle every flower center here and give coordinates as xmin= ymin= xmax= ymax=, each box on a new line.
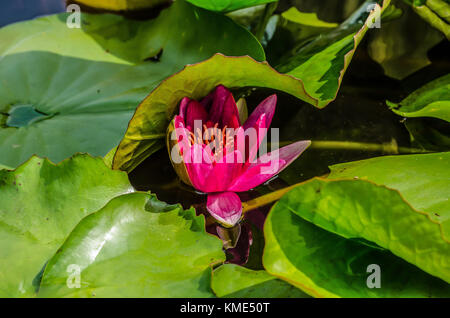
xmin=188 ymin=121 xmax=234 ymax=158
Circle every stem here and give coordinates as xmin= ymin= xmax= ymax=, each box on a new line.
xmin=242 ymin=183 xmax=298 ymax=213
xmin=242 ymin=140 xmax=431 ymax=213
xmin=271 ymin=140 xmax=429 ymax=154
xmin=253 ymin=1 xmax=278 ymax=42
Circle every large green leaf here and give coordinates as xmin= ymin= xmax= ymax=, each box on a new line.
xmin=275 ymin=0 xmax=391 ymax=104
xmin=39 ymin=192 xmax=225 ymax=298
xmin=410 ymin=0 xmax=450 ymax=39
xmin=0 ymin=154 xmax=132 ymax=297
xmin=386 ymin=74 xmax=450 ymax=122
xmin=186 ymin=0 xmax=276 ymax=12
xmin=112 ymin=1 xmax=391 ymax=171
xmin=0 ymin=0 xmax=264 ymax=168
xmin=211 ymin=264 xmax=309 ymax=298
xmin=263 ymin=197 xmax=450 ymax=297
xmin=267 ymin=177 xmax=450 ymax=284
xmin=74 ymin=0 xmax=170 ymax=11
xmin=328 ymin=152 xmax=450 ymax=223
xmin=281 ymin=7 xmax=338 ymax=29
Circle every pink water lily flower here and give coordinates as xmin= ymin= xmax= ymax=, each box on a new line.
xmin=167 ymin=85 xmax=310 ymax=227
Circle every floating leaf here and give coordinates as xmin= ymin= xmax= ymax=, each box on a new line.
xmin=0 ymin=0 xmax=264 ymax=168
xmin=386 ymin=74 xmax=450 ymax=122
xmin=0 ymin=154 xmax=132 ymax=297
xmin=263 ymin=196 xmax=450 ymax=297
xmin=270 ymin=175 xmax=450 ymax=283
xmin=73 ymin=0 xmax=171 ymax=11
xmin=186 ymin=0 xmax=277 ymax=13
xmin=281 ymin=7 xmax=338 ymax=28
xmin=329 ymin=152 xmax=450 ymax=242
xmin=211 ymin=264 xmax=309 ymax=298
xmin=39 ymin=192 xmax=225 ymax=298
xmin=410 ymin=0 xmax=450 ymax=39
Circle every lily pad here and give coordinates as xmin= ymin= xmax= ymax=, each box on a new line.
xmin=267 ymin=177 xmax=450 ymax=284
xmin=73 ymin=0 xmax=171 ymax=11
xmin=211 ymin=264 xmax=309 ymax=298
xmin=39 ymin=192 xmax=225 ymax=298
xmin=0 ymin=0 xmax=264 ymax=168
xmin=281 ymin=7 xmax=338 ymax=29
xmin=263 ymin=197 xmax=450 ymax=297
xmin=386 ymin=74 xmax=450 ymax=122
xmin=186 ymin=0 xmax=277 ymax=12
xmin=328 ymin=152 xmax=450 ymax=224
xmin=0 ymin=154 xmax=132 ymax=297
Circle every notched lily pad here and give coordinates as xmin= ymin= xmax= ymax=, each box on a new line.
xmin=386 ymin=74 xmax=450 ymax=122
xmin=39 ymin=192 xmax=225 ymax=298
xmin=264 ymin=199 xmax=450 ymax=297
xmin=0 ymin=154 xmax=132 ymax=297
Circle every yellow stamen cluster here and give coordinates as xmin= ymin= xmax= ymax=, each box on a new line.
xmin=189 ymin=124 xmax=234 ymax=158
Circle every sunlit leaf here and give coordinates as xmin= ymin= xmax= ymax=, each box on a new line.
xmin=0 ymin=154 xmax=132 ymax=297
xmin=39 ymin=192 xmax=225 ymax=297
xmin=386 ymin=74 xmax=450 ymax=122
xmin=186 ymin=0 xmax=276 ymax=12
xmin=263 ymin=192 xmax=450 ymax=297
xmin=328 ymin=152 xmax=450 ymax=242
xmin=281 ymin=7 xmax=338 ymax=28
xmin=73 ymin=0 xmax=171 ymax=11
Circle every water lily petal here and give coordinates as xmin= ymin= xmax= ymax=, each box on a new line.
xmin=185 ymin=143 xmax=214 ymax=191
xmin=185 ymin=100 xmax=208 ymax=131
xmin=207 ymin=192 xmax=243 ymax=227
xmin=220 ymin=93 xmax=240 ymax=129
xmin=228 ymin=140 xmax=311 ymax=192
xmin=206 ymin=85 xmax=240 ymax=128
xmin=254 ymin=140 xmax=311 ymax=169
xmin=178 ymin=97 xmax=190 ymax=118
xmin=227 ymin=159 xmax=285 ymax=192
xmin=205 ymin=150 xmax=244 ymax=192
xmin=243 ymin=94 xmax=276 ymax=131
